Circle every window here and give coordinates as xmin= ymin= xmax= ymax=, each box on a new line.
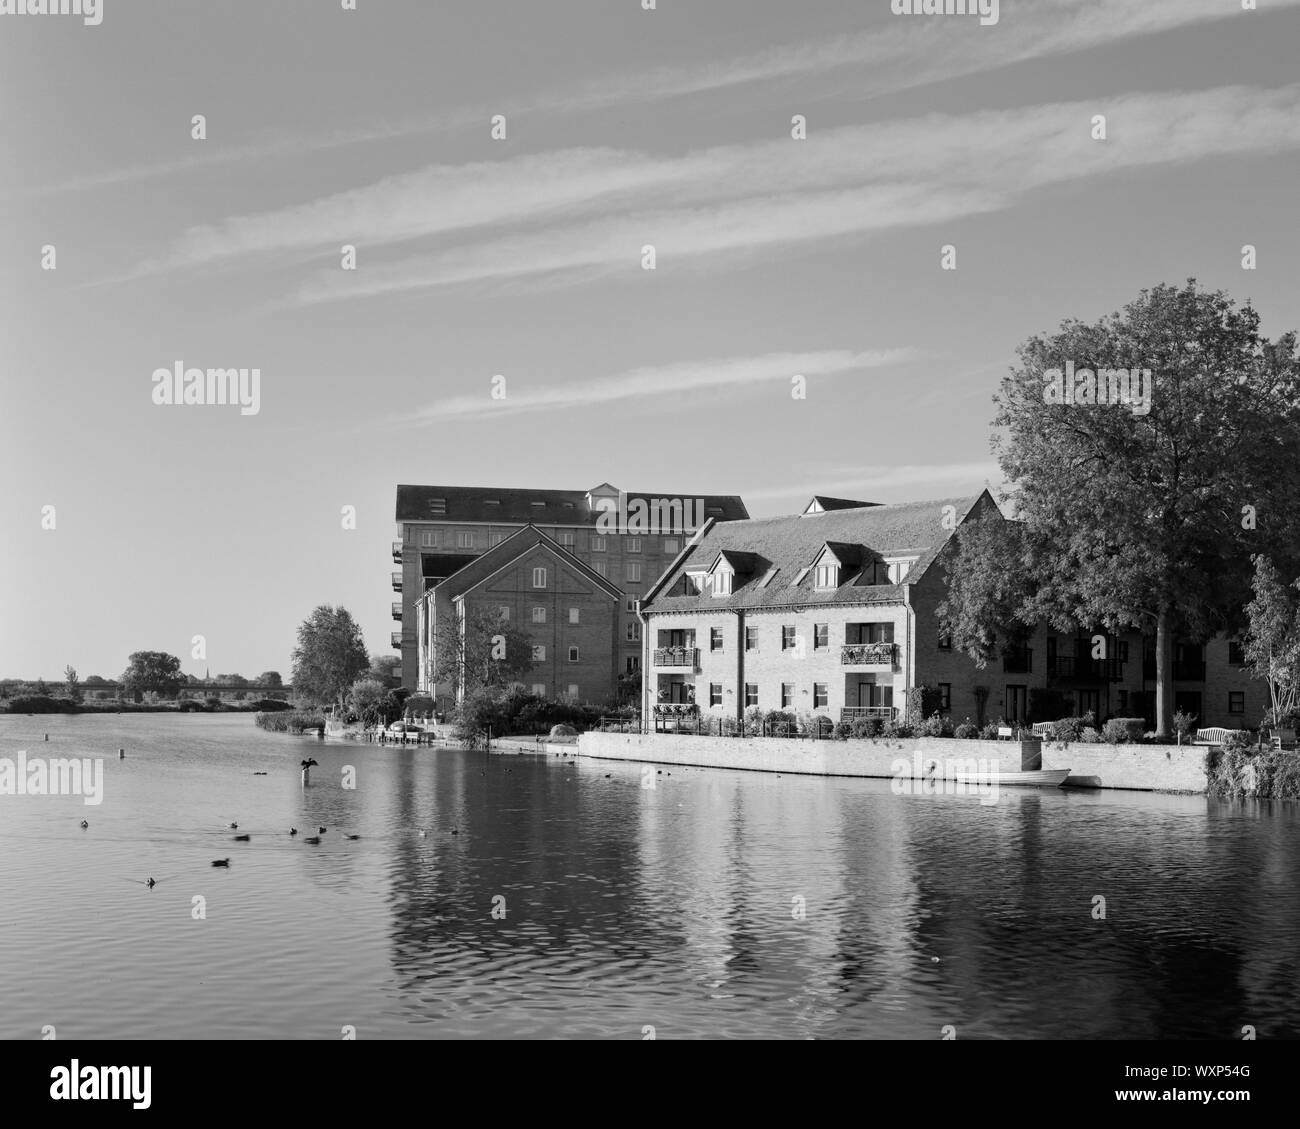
xmin=626 ymin=562 xmax=641 ymax=582
xmin=626 ymin=622 xmax=641 ymax=642
xmin=626 ymin=656 xmax=640 ymax=673
xmin=938 ymin=631 xmax=952 ymax=651
xmin=591 ymin=536 xmax=606 ymax=552
xmin=686 ymin=572 xmax=707 ymax=594
xmin=745 ymin=627 xmax=759 ymax=651
xmin=457 ymin=531 xmax=474 ymax=549
xmin=569 ymin=607 xmax=580 ymax=624
xmin=713 ymin=571 xmax=733 ymax=596
xmin=938 ymin=683 xmax=951 ymax=711
xmin=420 ymin=531 xmax=437 ymax=547
xmin=627 ymin=538 xmax=641 ymax=553
xmin=592 ymin=561 xmax=607 ymax=577
xmin=568 ymin=646 xmax=580 ymax=662
xmin=532 ymin=567 xmax=547 ymax=588
xmin=1229 ymin=691 xmax=1245 ymax=715
xmin=532 ymin=607 xmax=546 ymax=623
xmin=710 ymin=628 xmax=724 ymax=652
xmin=484 ymin=499 xmax=500 ymax=507
xmin=532 ymin=683 xmax=545 ymax=695
xmin=531 ymin=645 xmax=546 ymax=661
xmin=782 ymin=625 xmax=796 ymax=651
xmin=814 ymin=624 xmax=828 ymax=651
xmin=710 ymin=683 xmax=722 ymax=707
xmin=1228 ymin=640 xmax=1245 ymax=665
xmin=625 ymin=598 xmax=636 ymax=613
xmin=567 ymin=684 xmax=579 ymax=698
xmin=814 ymin=564 xmax=838 ymax=588
xmin=557 ymin=532 xmax=574 ymax=548
xmin=499 ymin=606 xmax=510 ymax=620
xmin=888 ymin=560 xmax=913 ymax=583
xmin=489 ymin=533 xmax=506 ymax=547
xmin=664 ymin=539 xmax=679 ymax=553
xmin=813 ymin=683 xmax=828 ymax=708
xmin=530 ymin=501 xmax=546 ymax=510
xmin=745 ymin=683 xmax=759 ymax=708
xmin=781 ymin=683 xmax=795 ymax=708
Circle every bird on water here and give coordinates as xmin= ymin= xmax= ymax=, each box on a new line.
xmin=289 ymin=827 xmax=298 ymax=836
xmin=234 ymin=834 xmax=251 ymax=842
xmin=211 ymin=858 xmax=231 ymax=868
xmin=301 ymin=759 xmax=318 ymax=769
xmin=79 ymin=820 xmax=88 ymax=829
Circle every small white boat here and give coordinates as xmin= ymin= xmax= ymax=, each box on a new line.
xmin=954 ymin=768 xmax=1071 ymax=788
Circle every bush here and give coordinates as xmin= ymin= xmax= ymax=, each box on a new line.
xmin=850 ymin=716 xmax=883 ymax=740
xmin=762 ymin=709 xmax=798 ymax=737
xmin=1206 ymin=747 xmax=1300 ymax=799
xmin=204 ymin=696 xmax=222 ymax=708
xmin=255 ymin=710 xmax=325 ymax=733
xmin=1221 ymin=729 xmax=1253 ymax=753
xmin=979 ymin=722 xmax=1001 ymax=741
xmin=1102 ymin=716 xmax=1145 ymax=744
xmin=177 ymin=699 xmax=208 ymax=712
xmin=954 ymin=718 xmax=980 ymax=740
xmin=249 ymin=698 xmax=293 ymax=711
xmin=1172 ymin=709 xmax=1197 ymax=743
xmin=1049 ymin=712 xmax=1095 ymax=743
xmin=1080 ymin=726 xmax=1103 ymax=743
xmin=918 ymin=711 xmax=954 ymax=738
xmin=4 ymin=695 xmax=76 ymax=714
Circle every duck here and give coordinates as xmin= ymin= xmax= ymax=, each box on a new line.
xmin=604 ymin=774 xmax=611 ymax=778
xmin=289 ymin=828 xmax=298 ymax=836
xmin=211 ymin=858 xmax=231 ymax=867
xmin=229 ymin=822 xmax=238 ymax=829
xmin=303 ymin=836 xmax=321 ymax=845
xmin=451 ymin=828 xmax=460 ymax=836
xmin=146 ymin=878 xmax=156 ymax=888
xmin=318 ymin=826 xmax=327 ymax=834
xmin=253 ymin=771 xmax=268 ymax=776
xmin=344 ymin=834 xmax=360 ymax=841
xmin=233 ymin=834 xmax=250 ymax=842
xmin=301 ymin=758 xmax=318 ymax=769
xmin=79 ymin=820 xmax=88 ymax=829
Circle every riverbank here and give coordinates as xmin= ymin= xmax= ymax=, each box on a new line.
xmin=576 ymin=731 xmax=1211 ymax=793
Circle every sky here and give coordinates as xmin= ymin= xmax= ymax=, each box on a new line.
xmin=2 ymin=0 xmax=1298 ymax=680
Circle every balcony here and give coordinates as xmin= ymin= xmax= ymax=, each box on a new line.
xmin=1002 ymin=648 xmax=1032 ymax=674
xmin=392 ymin=541 xmax=403 ymax=563
xmin=391 ymin=602 xmax=403 ymax=620
xmin=391 ymin=571 xmax=402 ymax=592
xmin=391 ymin=632 xmax=403 ymax=649
xmin=654 ymin=647 xmax=699 ymax=668
xmin=840 ymin=642 xmax=896 ymax=667
xmin=839 ymin=706 xmax=897 ymax=722
xmin=1047 ymin=655 xmax=1122 ymax=683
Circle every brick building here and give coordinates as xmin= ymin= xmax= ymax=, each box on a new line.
xmin=639 ymin=492 xmax=1268 ymax=731
xmin=393 ymin=482 xmax=749 ymax=700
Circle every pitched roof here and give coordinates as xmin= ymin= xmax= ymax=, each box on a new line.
xmin=430 ymin=524 xmax=621 ymax=603
xmin=396 ymin=484 xmax=748 ymax=525
xmin=642 ymin=492 xmax=999 ymax=612
xmin=803 ymin=496 xmax=879 ymax=513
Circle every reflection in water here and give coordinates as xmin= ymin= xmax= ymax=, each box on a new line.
xmin=1 ymin=715 xmax=1297 ymax=1039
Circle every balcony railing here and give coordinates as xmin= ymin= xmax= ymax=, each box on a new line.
xmin=654 ymin=647 xmax=699 ymax=668
xmin=840 ymin=642 xmax=896 ymax=666
xmin=839 ymin=706 xmax=897 ymax=721
xmin=391 ymin=602 xmax=403 ymax=620
xmin=392 ymin=541 xmax=403 ymax=563
xmin=1048 ymin=655 xmax=1122 ymax=683
xmin=391 ymin=571 xmax=402 ymax=591
xmin=1002 ymin=648 xmax=1033 ymax=674
xmin=391 ymin=632 xmax=403 ymax=649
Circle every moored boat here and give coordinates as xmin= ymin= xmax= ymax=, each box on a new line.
xmin=954 ymin=768 xmax=1071 ymax=788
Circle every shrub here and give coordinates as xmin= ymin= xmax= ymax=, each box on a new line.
xmin=1080 ymin=726 xmax=1103 ymax=743
xmin=954 ymin=718 xmax=980 ymax=740
xmin=1050 ymin=712 xmax=1095 ymax=743
xmin=1206 ymin=747 xmax=1300 ymax=800
xmin=4 ymin=695 xmax=76 ymax=714
xmin=850 ymin=716 xmax=882 ymax=740
xmin=979 ymin=722 xmax=1001 ymax=741
xmin=255 ymin=710 xmax=325 ymax=733
xmin=1172 ymin=709 xmax=1198 ymax=743
xmin=919 ymin=712 xmax=947 ymax=738
xmin=204 ymin=696 xmax=222 ymax=708
xmin=762 ymin=709 xmax=799 ymax=737
xmin=1220 ymin=729 xmax=1252 ymax=752
xmin=249 ymin=698 xmax=292 ymax=712
xmin=177 ymin=699 xmax=208 ymax=712
xmin=833 ymin=720 xmax=852 ymax=740
xmin=1102 ymin=716 xmax=1146 ymax=744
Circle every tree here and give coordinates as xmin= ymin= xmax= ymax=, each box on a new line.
xmin=216 ymin=674 xmax=249 ymax=687
xmin=948 ymin=281 xmax=1300 ymax=737
xmin=64 ymin=665 xmax=82 ymax=703
xmin=1243 ymin=555 xmax=1300 ymax=726
xmin=119 ymin=652 xmax=186 ymax=700
xmin=368 ymin=655 xmax=401 ymax=690
xmin=258 ymin=671 xmax=283 ymax=688
xmin=429 ymin=607 xmax=535 ymax=700
xmin=291 ymin=605 xmax=369 ymax=710
xmin=347 ymin=677 xmax=389 ymax=725
xmin=82 ymin=675 xmax=108 ymax=686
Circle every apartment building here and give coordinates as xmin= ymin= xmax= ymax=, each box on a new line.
xmin=639 ymin=492 xmax=1268 ymax=731
xmin=393 ymin=482 xmax=749 ymax=695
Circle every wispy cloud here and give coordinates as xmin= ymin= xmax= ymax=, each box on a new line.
xmin=399 ymin=348 xmax=917 ymax=426
xmin=741 ymin=462 xmax=1005 ymax=506
xmin=36 ymin=0 xmax=1293 ymax=196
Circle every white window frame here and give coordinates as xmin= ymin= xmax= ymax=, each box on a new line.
xmin=626 ymin=562 xmax=641 ymax=582
xmin=568 ymin=646 xmax=580 ymax=662
xmin=457 ymin=531 xmax=474 ymax=549
xmin=532 ymin=566 xmax=547 ymax=588
xmin=532 ymin=606 xmax=546 ymax=623
xmin=569 ymin=607 xmax=580 ymax=624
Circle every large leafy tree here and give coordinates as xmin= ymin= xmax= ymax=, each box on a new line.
xmin=945 ymin=281 xmax=1300 ymax=736
xmin=119 ymin=651 xmax=186 ymax=699
xmin=430 ymin=607 xmax=535 ymax=699
xmin=1243 ymin=555 xmax=1300 ymax=726
xmin=291 ymin=605 xmax=369 ymax=710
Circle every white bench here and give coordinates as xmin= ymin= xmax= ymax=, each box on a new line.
xmin=1270 ymin=728 xmax=1296 ymax=751
xmin=1031 ymin=722 xmax=1053 ymax=737
xmin=1192 ymin=727 xmax=1238 ymax=746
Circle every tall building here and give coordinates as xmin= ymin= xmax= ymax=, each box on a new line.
xmin=639 ymin=492 xmax=1266 ymax=731
xmin=392 ymin=483 xmax=749 ymax=699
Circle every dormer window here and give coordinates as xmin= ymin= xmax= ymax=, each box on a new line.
xmin=713 ymin=571 xmax=733 ymax=596
xmin=686 ymin=572 xmax=708 ymax=594
xmin=814 ymin=564 xmax=839 ymax=588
